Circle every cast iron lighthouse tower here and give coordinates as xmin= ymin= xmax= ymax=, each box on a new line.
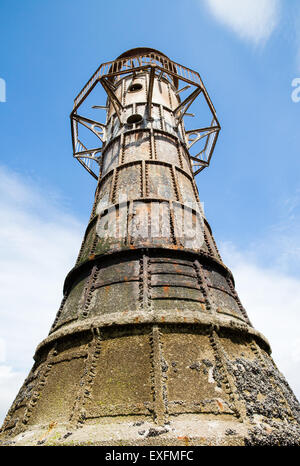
xmin=1 ymin=48 xmax=300 ymax=446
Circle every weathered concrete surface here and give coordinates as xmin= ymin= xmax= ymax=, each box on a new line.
xmin=1 ymin=48 xmax=299 ymax=446
xmin=1 ymin=320 xmax=299 ymax=446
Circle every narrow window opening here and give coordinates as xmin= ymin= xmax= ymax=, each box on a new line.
xmin=128 ymin=83 xmax=143 ymax=92
xmin=127 ymin=113 xmax=143 ymax=125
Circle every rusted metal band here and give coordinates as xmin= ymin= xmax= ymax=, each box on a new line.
xmin=34 ymin=310 xmax=270 ymax=361
xmin=63 ymin=247 xmax=232 ymax=296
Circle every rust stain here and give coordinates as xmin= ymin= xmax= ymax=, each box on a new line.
xmin=134 ymin=316 xmax=139 ymax=323
xmin=216 ymin=400 xmax=223 ymax=411
xmin=161 ymin=316 xmax=165 ymax=322
xmin=89 ymin=254 xmax=95 ymax=260
xmin=177 ymin=436 xmax=189 ymax=446
xmin=174 ymin=264 xmax=183 ymax=274
xmin=38 ymin=421 xmax=57 ymax=442
xmin=163 ymin=285 xmax=169 ymax=295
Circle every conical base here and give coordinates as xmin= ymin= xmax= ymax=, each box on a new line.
xmin=1 ymin=316 xmax=300 ymax=446
xmin=2 ymin=412 xmax=300 ymax=446
xmin=0 ymin=415 xmax=248 ymax=446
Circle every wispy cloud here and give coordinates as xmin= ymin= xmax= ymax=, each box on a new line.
xmin=218 ymin=188 xmax=300 ymax=403
xmin=295 ymin=14 xmax=300 ymax=73
xmin=0 ymin=366 xmax=27 ymax=423
xmin=0 ymin=166 xmax=83 ymax=423
xmin=203 ymin=0 xmax=280 ymax=45
xmin=296 ymin=49 xmax=300 ymax=74
xmin=290 ymin=1 xmax=300 ymax=73
xmin=220 ymin=241 xmax=300 ymax=402
xmin=252 ymin=191 xmax=300 ymax=277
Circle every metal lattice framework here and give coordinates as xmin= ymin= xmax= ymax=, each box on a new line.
xmin=70 ymin=50 xmax=220 ymax=179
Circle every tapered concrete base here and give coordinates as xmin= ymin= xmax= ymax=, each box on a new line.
xmin=2 ymin=413 xmax=300 ymax=446
xmin=1 ymin=319 xmax=300 ymax=447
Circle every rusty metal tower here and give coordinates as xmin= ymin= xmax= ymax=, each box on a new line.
xmin=1 ymin=48 xmax=300 ymax=446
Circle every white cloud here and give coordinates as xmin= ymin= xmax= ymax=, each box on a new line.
xmin=0 ymin=366 xmax=27 ymax=423
xmin=0 ymin=338 xmax=6 ymax=363
xmin=204 ymin=0 xmax=280 ymax=45
xmin=220 ymin=242 xmax=300 ymax=402
xmin=0 ymin=166 xmax=84 ymax=423
xmin=292 ymin=4 xmax=300 ymax=73
xmin=253 ymin=191 xmax=300 ymax=277
xmin=291 ymin=338 xmax=300 ymax=364
xmin=296 ymin=33 xmax=300 ymax=74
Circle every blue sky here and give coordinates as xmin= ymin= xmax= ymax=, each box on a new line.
xmin=0 ymin=0 xmax=300 ymax=422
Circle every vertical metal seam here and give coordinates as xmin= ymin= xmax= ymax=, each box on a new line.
xmin=127 ymin=200 xmax=133 ymax=245
xmin=89 ymin=225 xmax=99 ymax=256
xmin=147 ymin=255 xmax=153 ymax=302
xmin=194 ymin=260 xmax=212 ymax=312
xmin=139 ymin=255 xmax=144 ymax=308
xmin=159 ymin=104 xmax=164 ymax=131
xmin=190 ymin=172 xmax=201 ymax=203
xmin=141 ymin=160 xmax=145 ymax=198
xmin=50 ymin=294 xmax=68 ymax=332
xmin=144 ymin=71 xmax=148 ymax=100
xmin=143 ymin=254 xmax=150 ymax=310
xmin=81 ymin=265 xmax=100 ymax=318
xmin=169 ymin=200 xmax=177 ymax=245
xmin=203 ymin=227 xmax=214 ymax=257
xmin=176 ymin=139 xmax=184 ymax=169
xmin=121 ymin=78 xmax=125 ymax=106
xmin=110 ymin=167 xmax=118 ymax=204
xmin=149 ymin=325 xmax=168 ymax=425
xmin=209 ymin=330 xmax=246 ymax=422
xmin=89 ymin=183 xmax=101 ymax=222
xmin=120 ymin=132 xmax=125 ymax=164
xmin=210 ymin=231 xmax=222 ymax=261
xmin=145 ymin=161 xmax=149 ymax=197
xmin=167 ymin=82 xmax=173 ymax=110
xmin=71 ymin=329 xmax=103 ymax=428
xmin=171 ymin=165 xmax=182 ymax=203
xmin=226 ymin=276 xmax=252 ymax=326
xmin=150 ymin=128 xmax=156 ymax=160
xmin=22 ymin=345 xmax=57 ymax=427
xmin=0 ymin=365 xmax=37 ymax=433
xmin=139 ymin=254 xmax=150 ymax=310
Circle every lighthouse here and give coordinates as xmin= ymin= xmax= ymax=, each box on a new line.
xmin=1 ymin=48 xmax=299 ymax=446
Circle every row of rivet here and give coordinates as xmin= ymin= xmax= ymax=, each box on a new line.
xmin=209 ymin=330 xmax=246 ymax=422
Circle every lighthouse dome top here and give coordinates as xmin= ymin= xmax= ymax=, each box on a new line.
xmin=116 ymin=47 xmax=171 ymax=61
